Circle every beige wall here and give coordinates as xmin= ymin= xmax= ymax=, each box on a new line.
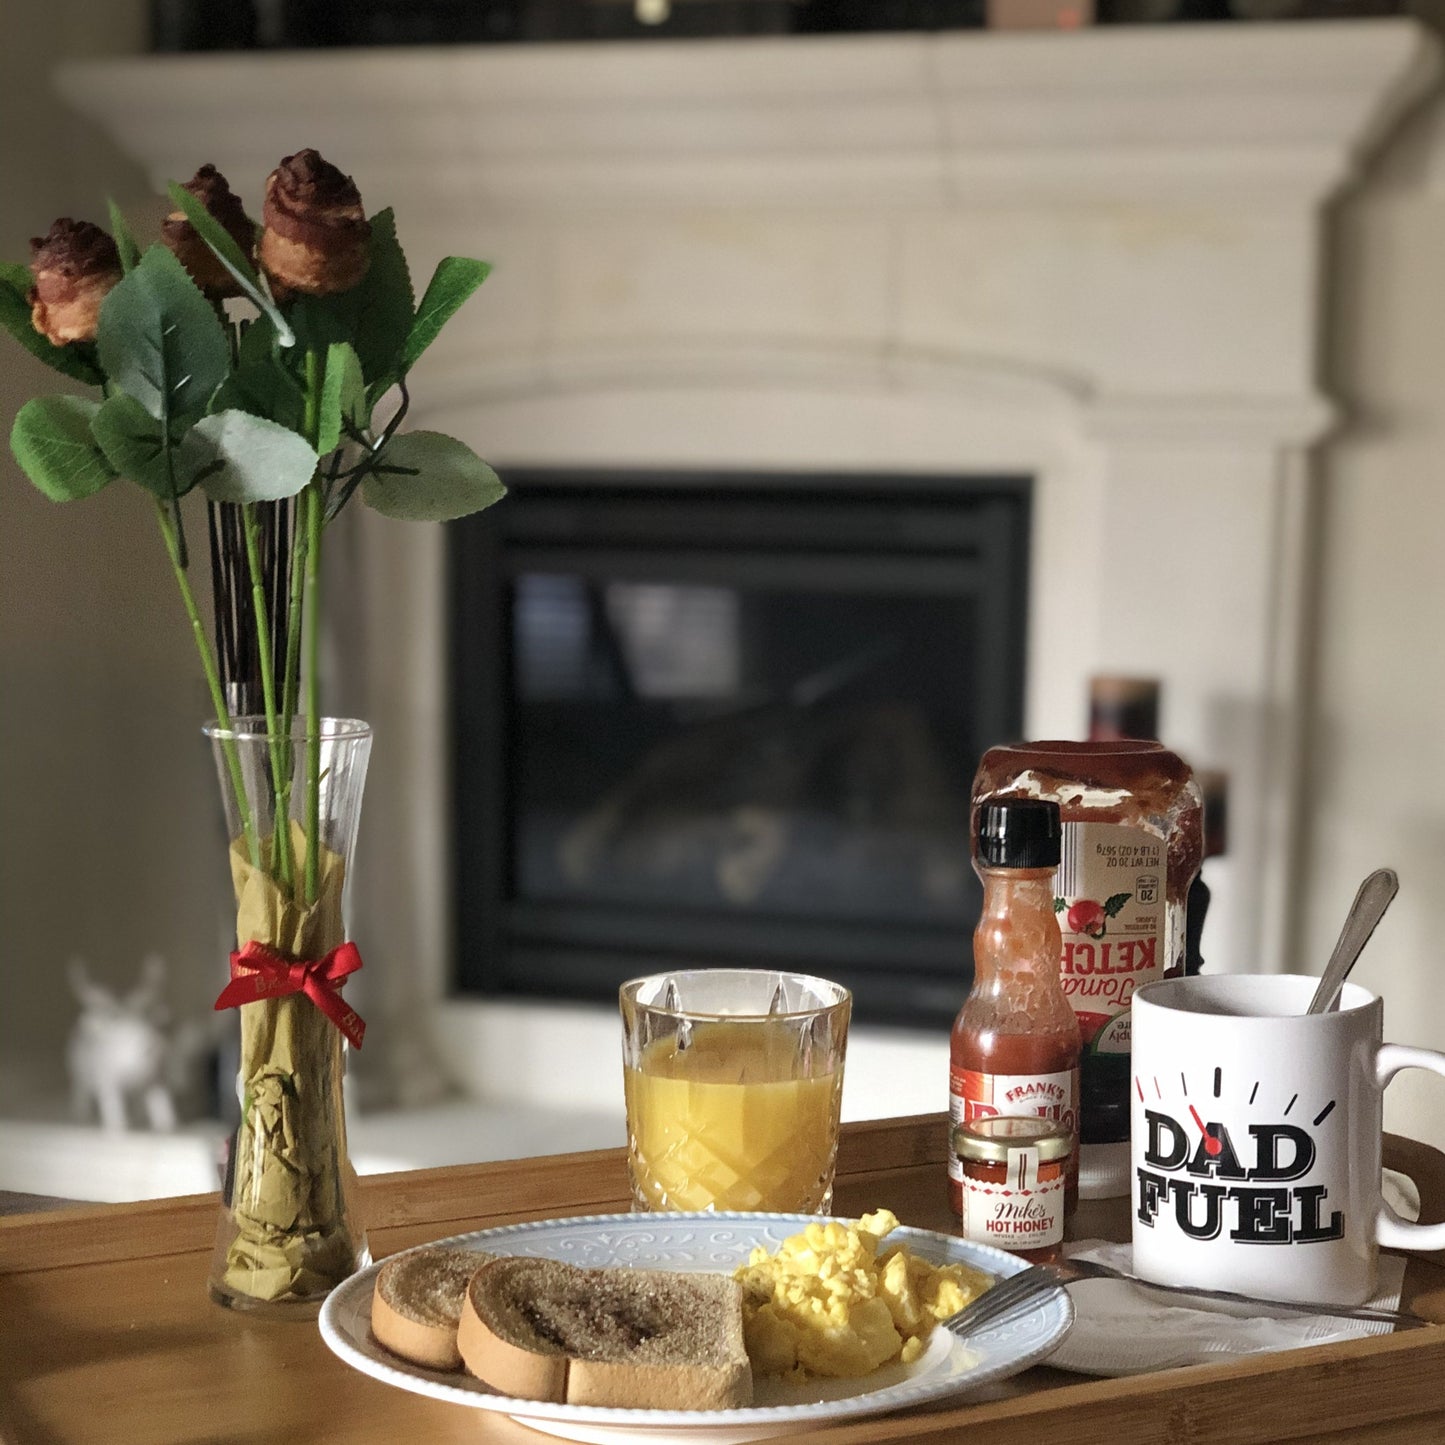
xmin=0 ymin=1 xmax=226 ymax=1101
xmin=3 ymin=18 xmax=1445 ymax=1160
xmin=1300 ymin=91 xmax=1445 ymax=1151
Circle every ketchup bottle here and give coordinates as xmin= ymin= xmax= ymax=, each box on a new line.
xmin=949 ymin=798 xmax=1081 ymax=1218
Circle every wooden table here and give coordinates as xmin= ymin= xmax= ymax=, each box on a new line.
xmin=4 ymin=1114 xmax=1444 ymax=1444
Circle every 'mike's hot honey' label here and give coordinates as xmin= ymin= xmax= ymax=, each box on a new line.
xmin=961 ymin=1144 xmax=1065 ymax=1251
xmin=1055 ymin=822 xmax=1166 ymax=1055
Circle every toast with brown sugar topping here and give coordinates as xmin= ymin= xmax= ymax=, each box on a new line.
xmin=371 ymin=1246 xmax=493 ymax=1370
xmin=457 ymin=1256 xmax=753 ymax=1409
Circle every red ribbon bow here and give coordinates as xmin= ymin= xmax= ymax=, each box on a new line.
xmin=214 ymin=939 xmax=366 ymax=1049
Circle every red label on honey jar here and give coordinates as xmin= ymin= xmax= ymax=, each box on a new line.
xmin=960 ymin=1145 xmax=1065 ymax=1250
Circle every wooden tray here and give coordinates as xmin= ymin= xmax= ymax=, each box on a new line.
xmin=2 ymin=1114 xmax=1442 ymax=1443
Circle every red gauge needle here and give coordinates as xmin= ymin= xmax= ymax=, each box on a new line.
xmin=1189 ymin=1104 xmax=1223 ymax=1158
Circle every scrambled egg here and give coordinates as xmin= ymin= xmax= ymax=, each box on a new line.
xmin=734 ymin=1209 xmax=993 ymax=1380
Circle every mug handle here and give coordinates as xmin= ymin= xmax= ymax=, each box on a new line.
xmin=1376 ymin=1043 xmax=1445 ymax=1251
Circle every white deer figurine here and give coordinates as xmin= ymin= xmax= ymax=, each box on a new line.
xmin=67 ymin=955 xmax=178 ymax=1132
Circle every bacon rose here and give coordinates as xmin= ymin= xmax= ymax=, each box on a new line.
xmin=258 ymin=149 xmax=370 ymax=300
xmin=28 ymin=219 xmax=122 ymax=346
xmin=162 ymin=165 xmax=256 ymax=297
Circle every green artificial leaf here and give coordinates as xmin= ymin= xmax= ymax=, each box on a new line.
xmin=353 ymin=210 xmax=413 ymax=386
xmin=96 ymin=246 xmax=229 ymax=426
xmin=239 ymin=312 xmax=288 ymax=373
xmin=314 ymin=358 xmax=341 ymax=457
xmin=288 ymin=297 xmax=338 ymax=361
xmin=403 ymin=256 xmax=491 ymax=374
xmin=0 ymin=273 xmax=107 ymax=386
xmin=10 ymin=396 xmax=115 ymax=501
xmin=1103 ymin=892 xmax=1133 ymax=919
xmin=107 ymin=199 xmax=140 ymax=273
xmin=316 ymin=341 xmax=367 ymax=455
xmin=211 ymin=315 xmax=306 ymax=432
xmin=165 ymin=181 xmax=292 ymax=346
xmin=337 ymin=345 xmax=369 ymax=436
xmin=1053 ymin=897 xmax=1067 ymax=913
xmin=90 ymin=391 xmax=208 ymax=498
xmin=192 ymin=410 xmax=318 ymax=504
xmin=92 ymin=391 xmax=167 ymax=490
xmin=291 ymin=209 xmax=413 ymax=392
xmin=361 ymin=430 xmax=505 ymax=522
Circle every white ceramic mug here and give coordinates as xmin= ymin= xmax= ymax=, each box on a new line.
xmin=1131 ymin=973 xmax=1445 ymax=1306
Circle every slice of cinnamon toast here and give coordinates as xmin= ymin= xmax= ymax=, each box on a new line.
xmin=457 ymin=1255 xmax=753 ymax=1409
xmin=371 ymin=1246 xmax=493 ymax=1370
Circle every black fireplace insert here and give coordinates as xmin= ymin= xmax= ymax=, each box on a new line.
xmin=449 ymin=469 xmax=1029 ymax=1029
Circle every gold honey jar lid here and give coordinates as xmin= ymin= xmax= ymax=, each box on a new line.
xmin=953 ymin=1115 xmax=1073 ymax=1165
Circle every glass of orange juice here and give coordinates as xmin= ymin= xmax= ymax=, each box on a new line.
xmin=620 ymin=969 xmax=851 ymax=1213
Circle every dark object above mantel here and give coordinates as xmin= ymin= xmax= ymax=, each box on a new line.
xmin=152 ymin=0 xmax=1403 ymax=52
xmin=154 ymin=0 xmax=984 ymax=49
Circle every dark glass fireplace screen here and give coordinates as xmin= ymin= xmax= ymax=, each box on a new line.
xmin=450 ymin=471 xmax=1030 ymax=1029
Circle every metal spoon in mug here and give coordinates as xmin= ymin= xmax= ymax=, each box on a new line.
xmin=1306 ymin=868 xmax=1399 ymax=1016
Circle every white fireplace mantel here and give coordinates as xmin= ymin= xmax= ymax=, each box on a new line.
xmin=63 ymin=25 xmax=1436 ymax=209
xmin=59 ymin=24 xmax=1439 ymax=1116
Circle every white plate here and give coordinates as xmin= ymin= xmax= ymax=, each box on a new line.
xmin=319 ymin=1211 xmax=1074 ymax=1445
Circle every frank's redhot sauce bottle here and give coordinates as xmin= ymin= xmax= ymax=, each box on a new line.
xmin=949 ymin=798 xmax=1080 ymax=1219
xmin=971 ymin=742 xmax=1203 ymax=1197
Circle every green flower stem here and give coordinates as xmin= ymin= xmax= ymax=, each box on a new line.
xmin=155 ymin=498 xmax=260 ymax=867
xmin=241 ymin=502 xmax=293 ymax=890
xmin=161 ymin=416 xmax=188 ymax=572
xmin=303 ymin=483 xmax=323 ymax=905
xmin=302 ymin=349 xmax=324 ymax=905
xmin=278 ymin=497 xmax=310 ymax=768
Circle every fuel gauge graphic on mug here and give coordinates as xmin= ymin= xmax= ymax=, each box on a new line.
xmin=1131 ymin=974 xmax=1445 ymax=1306
xmin=1137 ymin=1067 xmax=1345 ymax=1248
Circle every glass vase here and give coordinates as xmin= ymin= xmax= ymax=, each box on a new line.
xmin=204 ymin=716 xmax=372 ymax=1315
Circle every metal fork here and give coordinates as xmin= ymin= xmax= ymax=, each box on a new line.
xmin=942 ymin=1265 xmax=1065 ymax=1340
xmin=943 ymin=1256 xmax=1429 ymax=1342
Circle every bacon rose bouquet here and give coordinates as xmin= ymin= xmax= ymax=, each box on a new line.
xmin=3 ymin=151 xmax=503 ymax=1311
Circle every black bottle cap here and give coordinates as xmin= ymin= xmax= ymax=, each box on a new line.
xmin=976 ymin=798 xmax=1062 ymax=870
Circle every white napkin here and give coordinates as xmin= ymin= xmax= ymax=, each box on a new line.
xmin=1048 ymin=1240 xmax=1408 ymax=1377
